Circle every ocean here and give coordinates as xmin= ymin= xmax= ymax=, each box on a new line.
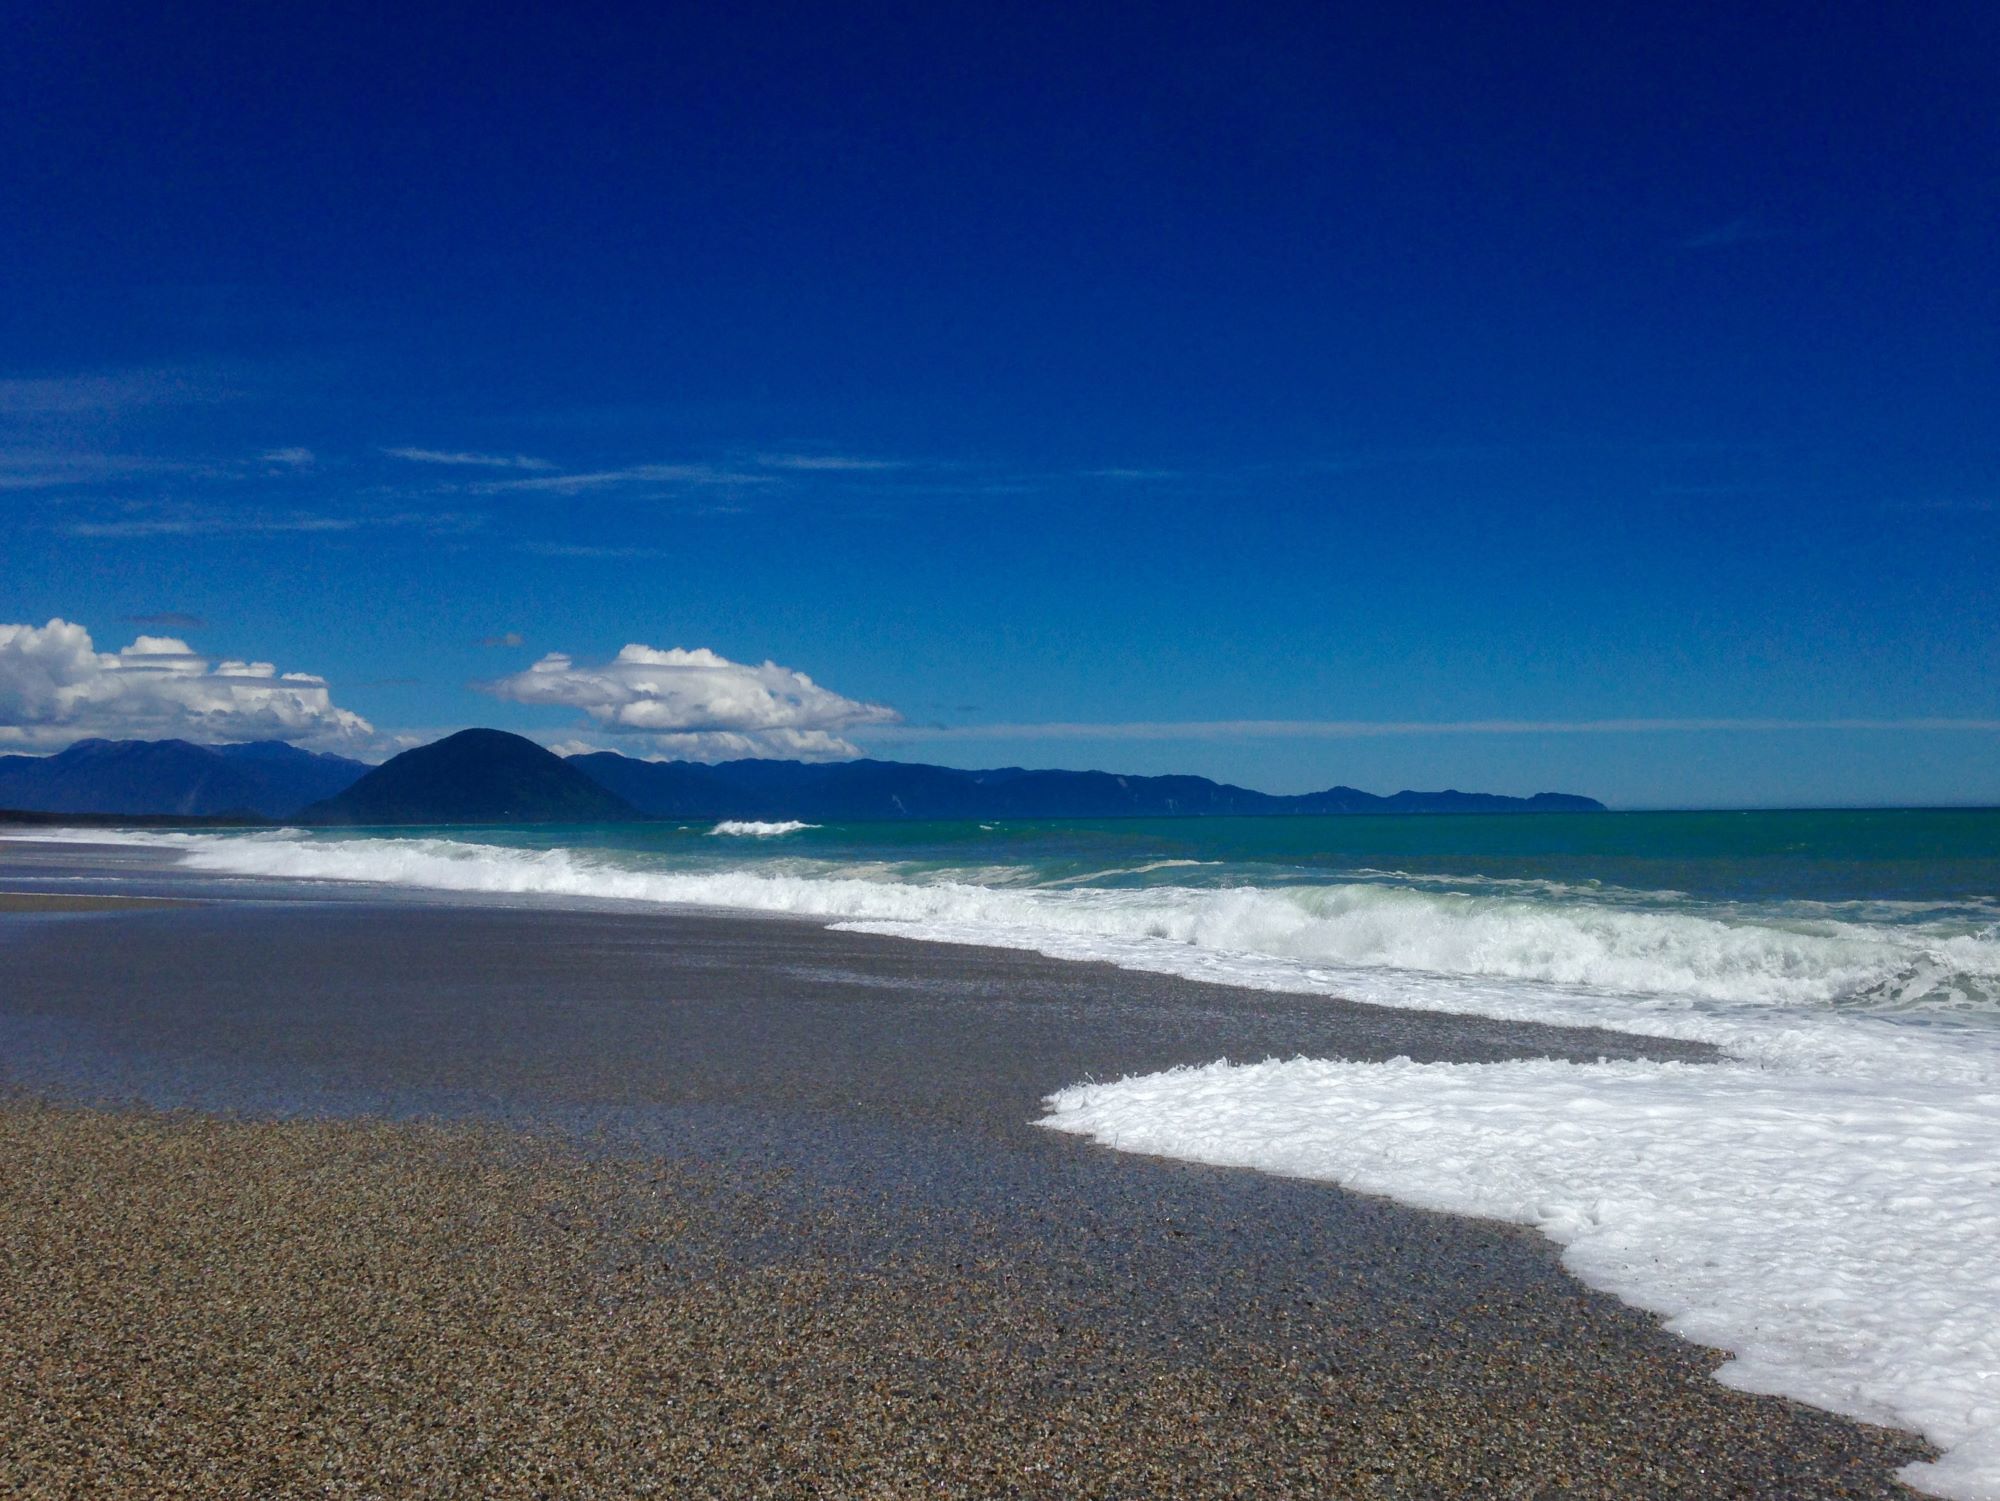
xmin=16 ymin=807 xmax=2000 ymax=1498
xmin=68 ymin=806 xmax=2000 ymax=1016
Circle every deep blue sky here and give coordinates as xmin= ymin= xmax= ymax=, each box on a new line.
xmin=3 ymin=1 xmax=1995 ymax=806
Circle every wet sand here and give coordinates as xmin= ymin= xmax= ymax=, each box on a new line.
xmin=0 ymin=841 xmax=1934 ymax=1496
xmin=0 ymin=890 xmax=194 ymax=912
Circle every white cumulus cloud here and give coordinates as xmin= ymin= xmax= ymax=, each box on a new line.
xmin=0 ymin=618 xmax=377 ymax=754
xmin=481 ymin=644 xmax=898 ymax=761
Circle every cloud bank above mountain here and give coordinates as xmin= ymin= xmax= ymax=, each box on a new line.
xmin=0 ymin=618 xmax=376 ymax=753
xmin=480 ymin=644 xmax=898 ymax=760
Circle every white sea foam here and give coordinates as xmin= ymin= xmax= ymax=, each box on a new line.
xmin=707 ymin=819 xmax=818 ymax=837
xmin=1037 ymin=858 xmax=1220 ymax=886
xmin=1042 ymin=1054 xmax=2000 ymax=1499
xmin=13 ymin=824 xmax=2000 ymax=1492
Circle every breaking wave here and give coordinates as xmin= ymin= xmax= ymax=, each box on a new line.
xmin=71 ymin=828 xmax=2000 ymax=1023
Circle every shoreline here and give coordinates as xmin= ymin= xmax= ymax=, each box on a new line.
xmin=0 ymin=837 xmax=1938 ymax=1495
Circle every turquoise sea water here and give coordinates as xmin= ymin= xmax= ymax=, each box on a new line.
xmin=79 ymin=805 xmax=1999 ymax=1021
xmin=492 ymin=806 xmax=2000 ymax=907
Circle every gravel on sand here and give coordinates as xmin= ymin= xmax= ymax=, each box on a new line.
xmin=0 ymin=1097 xmax=1934 ymax=1499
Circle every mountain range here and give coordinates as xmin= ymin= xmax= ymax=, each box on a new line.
xmin=0 ymin=729 xmax=1606 ymax=823
xmin=0 ymin=738 xmax=370 ymax=818
xmin=567 ymin=749 xmax=1605 ymax=820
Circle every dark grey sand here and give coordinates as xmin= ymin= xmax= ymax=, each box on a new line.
xmin=0 ymin=840 xmax=1933 ymax=1496
xmin=0 ymin=890 xmax=193 ymax=912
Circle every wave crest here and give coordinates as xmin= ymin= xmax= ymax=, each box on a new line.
xmin=83 ymin=829 xmax=1999 ymax=1020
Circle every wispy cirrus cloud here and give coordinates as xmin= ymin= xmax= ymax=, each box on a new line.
xmin=441 ymin=449 xmax=916 ymax=497
xmin=0 ymin=448 xmax=211 ymax=492
xmin=382 ymin=446 xmax=556 ymax=471
xmin=0 ymin=365 xmax=243 ymax=418
xmin=64 ymin=514 xmax=363 ymax=539
xmin=518 ymin=541 xmax=674 ymax=559
xmin=753 ymin=452 xmax=911 ymax=473
xmin=59 ymin=502 xmax=484 ymax=540
xmin=473 ymin=462 xmax=775 ymax=495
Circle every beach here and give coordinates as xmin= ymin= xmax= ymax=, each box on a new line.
xmin=0 ymin=838 xmax=1936 ymax=1497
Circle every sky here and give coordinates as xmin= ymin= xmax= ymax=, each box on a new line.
xmin=2 ymin=0 xmax=1995 ymax=808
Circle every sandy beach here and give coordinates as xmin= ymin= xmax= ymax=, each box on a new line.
xmin=0 ymin=840 xmax=1934 ymax=1497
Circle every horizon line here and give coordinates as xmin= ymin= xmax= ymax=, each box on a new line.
xmin=866 ymin=716 xmax=2000 ymax=741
